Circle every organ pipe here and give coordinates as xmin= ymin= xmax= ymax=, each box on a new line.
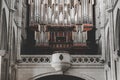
xmin=30 ymin=0 xmax=34 ymax=22
xmin=78 ymin=3 xmax=82 ymax=24
xmin=89 ymin=0 xmax=94 ymax=24
xmin=29 ymin=0 xmax=94 ymax=46
xmin=30 ymin=0 xmax=94 ymax=25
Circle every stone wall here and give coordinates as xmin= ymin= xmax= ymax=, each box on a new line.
xmin=16 ymin=64 xmax=104 ymax=80
xmin=16 ymin=55 xmax=104 ymax=80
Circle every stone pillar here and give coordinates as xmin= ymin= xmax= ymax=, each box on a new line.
xmin=16 ymin=0 xmax=23 ymax=62
xmin=0 ymin=50 xmax=6 ymax=80
xmin=107 ymin=0 xmax=116 ymax=80
xmin=99 ymin=0 xmax=106 ymax=60
xmin=0 ymin=0 xmax=2 ymax=16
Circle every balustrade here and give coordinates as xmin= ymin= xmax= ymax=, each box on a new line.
xmin=21 ymin=55 xmax=101 ymax=64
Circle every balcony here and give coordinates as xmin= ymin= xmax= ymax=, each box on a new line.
xmin=20 ymin=55 xmax=102 ymax=66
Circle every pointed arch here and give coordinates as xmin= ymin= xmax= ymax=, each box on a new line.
xmin=29 ymin=71 xmax=96 ymax=80
xmin=35 ymin=75 xmax=85 ymax=80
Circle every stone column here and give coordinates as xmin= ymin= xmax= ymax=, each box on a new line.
xmin=99 ymin=0 xmax=106 ymax=60
xmin=16 ymin=0 xmax=23 ymax=62
xmin=0 ymin=50 xmax=6 ymax=80
xmin=107 ymin=0 xmax=116 ymax=80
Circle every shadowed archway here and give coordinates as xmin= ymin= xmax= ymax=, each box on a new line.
xmin=35 ymin=75 xmax=85 ymax=80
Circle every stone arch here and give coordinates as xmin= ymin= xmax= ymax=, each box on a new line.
xmin=35 ymin=75 xmax=85 ymax=80
xmin=115 ymin=8 xmax=120 ymax=50
xmin=29 ymin=71 xmax=96 ymax=80
xmin=0 ymin=8 xmax=8 ymax=51
xmin=65 ymin=73 xmax=96 ymax=80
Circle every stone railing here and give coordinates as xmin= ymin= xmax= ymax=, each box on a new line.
xmin=21 ymin=55 xmax=101 ymax=64
xmin=71 ymin=55 xmax=101 ymax=64
xmin=21 ymin=55 xmax=51 ymax=63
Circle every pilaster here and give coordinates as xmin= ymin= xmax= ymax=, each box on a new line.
xmin=0 ymin=50 xmax=6 ymax=80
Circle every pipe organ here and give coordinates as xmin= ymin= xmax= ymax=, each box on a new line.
xmin=28 ymin=0 xmax=94 ymax=49
xmin=29 ymin=0 xmax=94 ymax=25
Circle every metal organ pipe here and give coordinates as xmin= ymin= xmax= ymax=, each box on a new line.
xmin=48 ymin=7 xmax=52 ymax=24
xmin=63 ymin=0 xmax=65 ymax=25
xmin=35 ymin=0 xmax=38 ymax=23
xmin=29 ymin=0 xmax=95 ymax=46
xmin=41 ymin=4 xmax=44 ymax=23
xmin=78 ymin=3 xmax=82 ymax=24
xmin=64 ymin=0 xmax=70 ymax=4
xmin=75 ymin=4 xmax=78 ymax=24
xmin=56 ymin=0 xmax=59 ymax=4
xmin=30 ymin=0 xmax=94 ymax=25
xmin=34 ymin=0 xmax=36 ymax=22
xmin=34 ymin=0 xmax=35 ymax=22
xmin=82 ymin=0 xmax=89 ymax=23
xmin=43 ymin=0 xmax=48 ymax=4
xmin=52 ymin=0 xmax=55 ymax=5
xmin=74 ymin=0 xmax=78 ymax=6
xmin=37 ymin=0 xmax=39 ymax=23
xmin=68 ymin=3 xmax=71 ymax=24
xmin=70 ymin=7 xmax=75 ymax=24
xmin=59 ymin=12 xmax=62 ymax=24
xmin=29 ymin=0 xmax=33 ymax=22
xmin=86 ymin=0 xmax=89 ymax=23
xmin=89 ymin=0 xmax=94 ymax=24
xmin=38 ymin=0 xmax=41 ymax=23
xmin=44 ymin=4 xmax=48 ymax=24
xmin=52 ymin=13 xmax=55 ymax=24
xmin=55 ymin=4 xmax=59 ymax=24
xmin=64 ymin=4 xmax=68 ymax=25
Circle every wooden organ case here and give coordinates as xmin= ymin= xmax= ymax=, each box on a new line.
xmin=48 ymin=25 xmax=74 ymax=50
xmin=22 ymin=0 xmax=98 ymax=55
